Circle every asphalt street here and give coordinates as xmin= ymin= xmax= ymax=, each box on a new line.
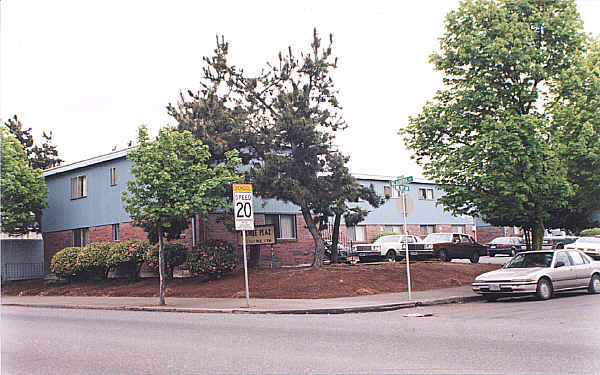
xmin=2 ymin=292 xmax=599 ymax=374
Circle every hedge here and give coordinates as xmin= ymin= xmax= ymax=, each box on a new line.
xmin=186 ymin=239 xmax=237 ymax=278
xmin=580 ymin=228 xmax=600 ymax=236
xmin=50 ymin=247 xmax=82 ymax=278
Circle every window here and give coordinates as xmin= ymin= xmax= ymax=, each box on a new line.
xmin=73 ymin=228 xmax=89 ymax=247
xmin=70 ymin=175 xmax=87 ymax=199
xmin=191 ymin=216 xmax=197 ymax=247
xmin=452 ymin=225 xmax=465 ymax=234
xmin=109 ymin=167 xmax=117 ymax=186
xmin=384 ymin=225 xmax=402 ymax=233
xmin=420 ymin=225 xmax=435 ymax=236
xmin=112 ymin=224 xmax=119 ymax=241
xmin=346 ymin=226 xmax=366 ymax=242
xmin=418 ymin=188 xmax=434 ymax=200
xmin=555 ymin=252 xmax=571 ymax=267
xmin=265 ymin=214 xmax=296 ymax=239
xmin=568 ymin=251 xmax=585 ymax=265
xmin=383 ymin=186 xmax=392 ymax=199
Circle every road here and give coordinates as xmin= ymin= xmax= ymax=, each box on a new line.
xmin=3 ymin=293 xmax=599 ymax=374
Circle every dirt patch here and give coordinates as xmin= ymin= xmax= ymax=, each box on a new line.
xmin=1 ymin=262 xmax=500 ymax=299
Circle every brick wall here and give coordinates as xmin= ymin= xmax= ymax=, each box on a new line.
xmin=476 ymin=226 xmax=509 ymax=244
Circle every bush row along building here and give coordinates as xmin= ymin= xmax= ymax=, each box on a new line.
xmin=41 ymin=148 xmax=509 ymax=272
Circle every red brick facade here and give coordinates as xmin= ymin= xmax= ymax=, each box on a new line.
xmin=44 ymin=214 xmax=484 ymax=274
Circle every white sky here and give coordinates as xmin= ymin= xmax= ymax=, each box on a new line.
xmin=2 ymin=0 xmax=599 ymax=179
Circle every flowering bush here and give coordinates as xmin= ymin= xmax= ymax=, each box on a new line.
xmin=50 ymin=247 xmax=81 ymax=278
xmin=108 ymin=240 xmax=150 ymax=267
xmin=186 ymin=239 xmax=237 ymax=278
xmin=144 ymin=243 xmax=188 ymax=278
xmin=76 ymin=242 xmax=114 ymax=279
xmin=107 ymin=240 xmax=151 ymax=280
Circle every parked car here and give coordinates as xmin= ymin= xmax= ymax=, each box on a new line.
xmin=486 ymin=237 xmax=524 ymax=257
xmin=352 ymin=234 xmax=421 ymax=261
xmin=565 ymin=237 xmax=600 ymax=260
xmin=409 ymin=233 xmax=487 ymax=263
xmin=543 ymin=235 xmax=578 ymax=249
xmin=472 ymin=249 xmax=600 ymax=301
xmin=323 ymin=241 xmax=351 ymax=262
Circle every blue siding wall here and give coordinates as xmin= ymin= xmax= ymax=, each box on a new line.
xmin=353 ymin=179 xmax=472 ymax=225
xmin=42 ymin=155 xmax=471 ymax=232
xmin=42 ymin=158 xmax=133 ymax=232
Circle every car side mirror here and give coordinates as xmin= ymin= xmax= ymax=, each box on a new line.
xmin=555 ymin=261 xmax=565 ymax=268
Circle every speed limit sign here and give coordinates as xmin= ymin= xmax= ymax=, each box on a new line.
xmin=233 ymin=184 xmax=255 ymax=231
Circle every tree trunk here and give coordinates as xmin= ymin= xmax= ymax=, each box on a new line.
xmin=301 ymin=206 xmax=326 ymax=268
xmin=330 ymin=213 xmax=342 ymax=264
xmin=158 ymin=231 xmax=166 ymax=306
xmin=532 ymin=220 xmax=545 ymax=251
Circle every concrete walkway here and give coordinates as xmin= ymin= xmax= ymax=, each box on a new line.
xmin=1 ymin=286 xmax=484 ymax=314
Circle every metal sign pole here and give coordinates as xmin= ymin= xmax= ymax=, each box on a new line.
xmin=242 ymin=230 xmax=250 ymax=308
xmin=402 ymin=190 xmax=412 ymax=301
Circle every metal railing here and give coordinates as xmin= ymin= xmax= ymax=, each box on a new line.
xmin=2 ymin=263 xmax=44 ymax=281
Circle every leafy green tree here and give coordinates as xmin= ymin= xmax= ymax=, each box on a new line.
xmin=1 ymin=128 xmax=49 ymax=235
xmin=122 ymin=125 xmax=241 ymax=305
xmin=401 ymin=0 xmax=586 ymax=249
xmin=4 ymin=115 xmax=62 ymax=170
xmin=549 ymin=37 xmax=600 ymax=232
xmin=170 ymin=30 xmax=352 ymax=267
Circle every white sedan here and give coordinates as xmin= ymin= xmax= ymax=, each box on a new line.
xmin=472 ymin=250 xmax=600 ymax=301
xmin=565 ymin=237 xmax=600 ymax=260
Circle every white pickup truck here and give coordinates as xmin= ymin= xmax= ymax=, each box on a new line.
xmin=352 ymin=234 xmax=422 ymax=261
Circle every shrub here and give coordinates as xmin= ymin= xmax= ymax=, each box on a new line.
xmin=186 ymin=239 xmax=237 ymax=278
xmin=371 ymin=232 xmax=397 ymax=243
xmin=76 ymin=242 xmax=113 ymax=279
xmin=144 ymin=243 xmax=188 ymax=278
xmin=107 ymin=240 xmax=151 ymax=280
xmin=50 ymin=247 xmax=81 ymax=278
xmin=580 ymin=228 xmax=600 ymax=236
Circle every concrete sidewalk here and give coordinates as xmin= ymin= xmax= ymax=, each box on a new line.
xmin=1 ymin=286 xmax=484 ymax=314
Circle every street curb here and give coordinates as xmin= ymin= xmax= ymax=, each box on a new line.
xmin=1 ymin=295 xmax=485 ymax=315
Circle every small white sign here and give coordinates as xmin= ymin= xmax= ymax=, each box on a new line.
xmin=233 ymin=184 xmax=254 ymax=231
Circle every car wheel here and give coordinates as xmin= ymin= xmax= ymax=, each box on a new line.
xmin=536 ymin=278 xmax=553 ymax=300
xmin=589 ymin=274 xmax=600 ymax=294
xmin=439 ymin=249 xmax=450 ymax=262
xmin=484 ymin=294 xmax=498 ymax=302
xmin=556 ymin=244 xmax=564 ymax=249
xmin=470 ymin=251 xmax=480 ymax=264
xmin=488 ymin=252 xmax=495 ymax=257
xmin=386 ymin=250 xmax=396 ymax=262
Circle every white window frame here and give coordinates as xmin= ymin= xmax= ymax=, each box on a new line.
xmin=418 ymin=188 xmax=434 ymax=200
xmin=109 ymin=167 xmax=117 ymax=186
xmin=451 ymin=224 xmax=466 ymax=234
xmin=70 ymin=175 xmax=87 ymax=199
xmin=265 ymin=214 xmax=297 ymax=240
xmin=420 ymin=224 xmax=435 ymax=236
xmin=347 ymin=225 xmax=366 ymax=242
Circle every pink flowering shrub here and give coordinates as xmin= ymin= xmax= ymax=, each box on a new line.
xmin=144 ymin=243 xmax=188 ymax=278
xmin=107 ymin=240 xmax=151 ymax=280
xmin=76 ymin=242 xmax=114 ymax=279
xmin=50 ymin=247 xmax=82 ymax=278
xmin=186 ymin=239 xmax=237 ymax=278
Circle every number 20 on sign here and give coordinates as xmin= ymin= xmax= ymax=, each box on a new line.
xmin=233 ymin=184 xmax=255 ymax=231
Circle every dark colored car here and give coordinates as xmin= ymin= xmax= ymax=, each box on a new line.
xmin=410 ymin=233 xmax=487 ymax=263
xmin=486 ymin=237 xmax=524 ymax=257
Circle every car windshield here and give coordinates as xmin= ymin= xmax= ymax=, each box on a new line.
xmin=375 ymin=236 xmax=400 ymax=243
xmin=490 ymin=237 xmax=510 ymax=244
xmin=424 ymin=233 xmax=452 ymax=243
xmin=505 ymin=252 xmax=554 ymax=269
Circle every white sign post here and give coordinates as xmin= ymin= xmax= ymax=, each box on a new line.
xmin=392 ymin=176 xmax=413 ymax=301
xmin=233 ymin=184 xmax=254 ymax=308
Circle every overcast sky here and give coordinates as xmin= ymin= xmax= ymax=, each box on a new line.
xmin=2 ymin=0 xmax=599 ymax=178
